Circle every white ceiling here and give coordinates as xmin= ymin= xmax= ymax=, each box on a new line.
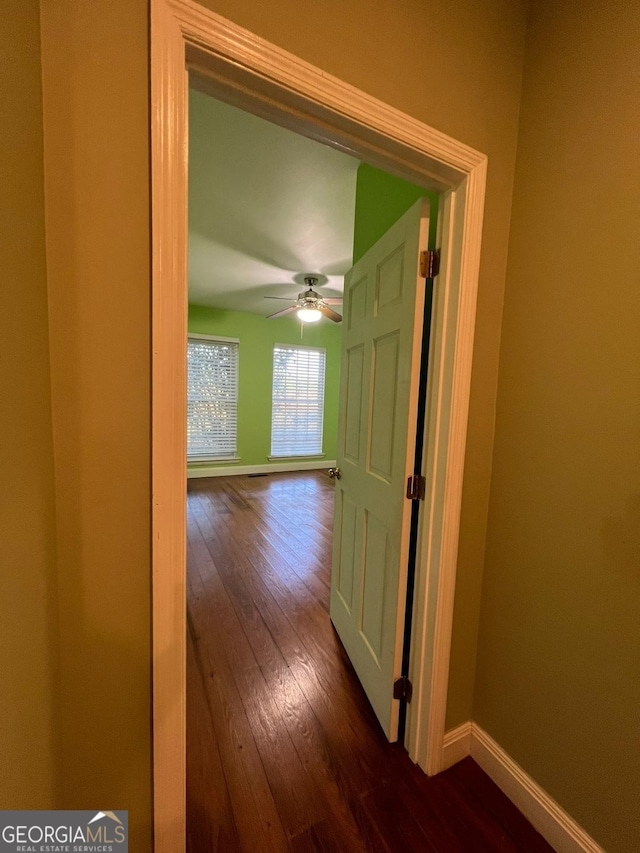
xmin=188 ymin=89 xmax=359 ymax=314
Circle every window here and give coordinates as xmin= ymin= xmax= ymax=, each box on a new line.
xmin=187 ymin=335 xmax=239 ymax=461
xmin=271 ymin=344 xmax=326 ymax=458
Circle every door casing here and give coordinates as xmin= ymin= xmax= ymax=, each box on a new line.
xmin=151 ymin=1 xmax=487 ymax=849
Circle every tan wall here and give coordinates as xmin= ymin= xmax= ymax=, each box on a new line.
xmin=200 ymin=0 xmax=529 ymax=732
xmin=0 ymin=0 xmax=58 ymax=808
xmin=33 ymin=0 xmax=528 ymax=841
xmin=39 ymin=1 xmax=152 ymax=847
xmin=17 ymin=1 xmax=639 ymax=844
xmin=474 ymin=1 xmax=640 ymax=849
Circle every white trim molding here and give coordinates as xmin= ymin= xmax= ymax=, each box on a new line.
xmin=151 ymin=0 xmax=188 ymax=850
xmin=152 ymin=0 xmax=488 ymax=847
xmin=471 ymin=725 xmax=605 ymax=853
xmin=188 ymin=459 xmax=336 ymax=478
xmin=442 ymin=721 xmax=473 ymax=771
xmin=442 ymin=723 xmax=605 ymax=853
xmin=188 ymin=332 xmax=240 ymax=343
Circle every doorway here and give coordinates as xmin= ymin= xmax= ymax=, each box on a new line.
xmin=151 ymin=2 xmax=487 ymax=847
xmin=185 ymin=87 xmax=438 ymax=846
xmin=185 ymin=84 xmax=437 ymax=733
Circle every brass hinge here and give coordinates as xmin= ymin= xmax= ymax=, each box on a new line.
xmin=393 ymin=676 xmax=413 ymax=703
xmin=406 ymin=474 xmax=426 ymax=501
xmin=419 ymin=249 xmax=441 ymax=278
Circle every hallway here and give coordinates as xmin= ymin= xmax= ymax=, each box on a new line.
xmin=186 ymin=471 xmax=552 ymax=852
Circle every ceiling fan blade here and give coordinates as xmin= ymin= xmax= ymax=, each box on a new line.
xmin=267 ymin=305 xmax=298 ymax=319
xmin=321 ymin=298 xmax=343 ymax=305
xmin=318 ymin=305 xmax=343 ymax=323
xmin=264 ymin=295 xmax=297 ymax=300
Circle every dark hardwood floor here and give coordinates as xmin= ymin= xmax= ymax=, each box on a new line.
xmin=187 ymin=471 xmax=552 ymax=852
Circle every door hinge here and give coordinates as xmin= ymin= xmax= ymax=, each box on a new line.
xmin=406 ymin=474 xmax=426 ymax=501
xmin=393 ymin=676 xmax=413 ymax=703
xmin=419 ymin=249 xmax=441 ymax=278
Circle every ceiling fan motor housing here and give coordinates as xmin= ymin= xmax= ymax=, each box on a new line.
xmin=265 ymin=274 xmax=342 ymax=322
xmin=299 ymin=276 xmax=322 ymax=306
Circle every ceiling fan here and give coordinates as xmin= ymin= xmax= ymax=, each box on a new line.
xmin=265 ymin=276 xmax=343 ymax=324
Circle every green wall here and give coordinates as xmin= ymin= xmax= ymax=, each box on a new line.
xmin=352 ymin=163 xmax=438 ymax=262
xmin=188 ymin=305 xmax=342 ymax=470
xmin=188 ymin=166 xmax=436 ymax=476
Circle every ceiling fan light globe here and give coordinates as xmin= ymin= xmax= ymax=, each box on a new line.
xmin=298 ymin=308 xmax=322 ymax=323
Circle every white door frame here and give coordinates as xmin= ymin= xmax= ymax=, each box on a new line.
xmin=151 ymin=0 xmax=487 ymax=848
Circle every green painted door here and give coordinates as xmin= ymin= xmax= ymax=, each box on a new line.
xmin=330 ymin=198 xmax=430 ymax=740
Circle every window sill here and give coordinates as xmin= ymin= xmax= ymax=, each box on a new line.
xmin=268 ymin=454 xmax=325 ymax=461
xmin=188 ymin=456 xmax=241 ymax=464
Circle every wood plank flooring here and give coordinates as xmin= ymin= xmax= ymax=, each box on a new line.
xmin=187 ymin=471 xmax=553 ymax=852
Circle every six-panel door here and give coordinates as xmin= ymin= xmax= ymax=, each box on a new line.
xmin=330 ymin=198 xmax=429 ymax=739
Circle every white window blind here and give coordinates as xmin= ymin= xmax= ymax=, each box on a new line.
xmin=187 ymin=336 xmax=239 ymax=460
xmin=271 ymin=344 xmax=326 ymax=458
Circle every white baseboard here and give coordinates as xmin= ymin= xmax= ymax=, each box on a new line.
xmin=442 ymin=721 xmax=472 ymax=771
xmin=440 ymin=722 xmax=603 ymax=852
xmin=468 ymin=724 xmax=604 ymax=853
xmin=187 ymin=459 xmax=336 ymax=478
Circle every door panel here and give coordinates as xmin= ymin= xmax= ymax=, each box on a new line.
xmin=376 ymin=246 xmax=404 ymax=310
xmin=347 ymin=274 xmax=368 ymax=328
xmin=360 ymin=511 xmax=389 ymax=660
xmin=330 ymin=198 xmax=429 ymax=739
xmin=336 ymin=492 xmax=359 ymax=612
xmin=369 ymin=332 xmax=400 ymax=480
xmin=343 ymin=345 xmax=365 ymax=463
